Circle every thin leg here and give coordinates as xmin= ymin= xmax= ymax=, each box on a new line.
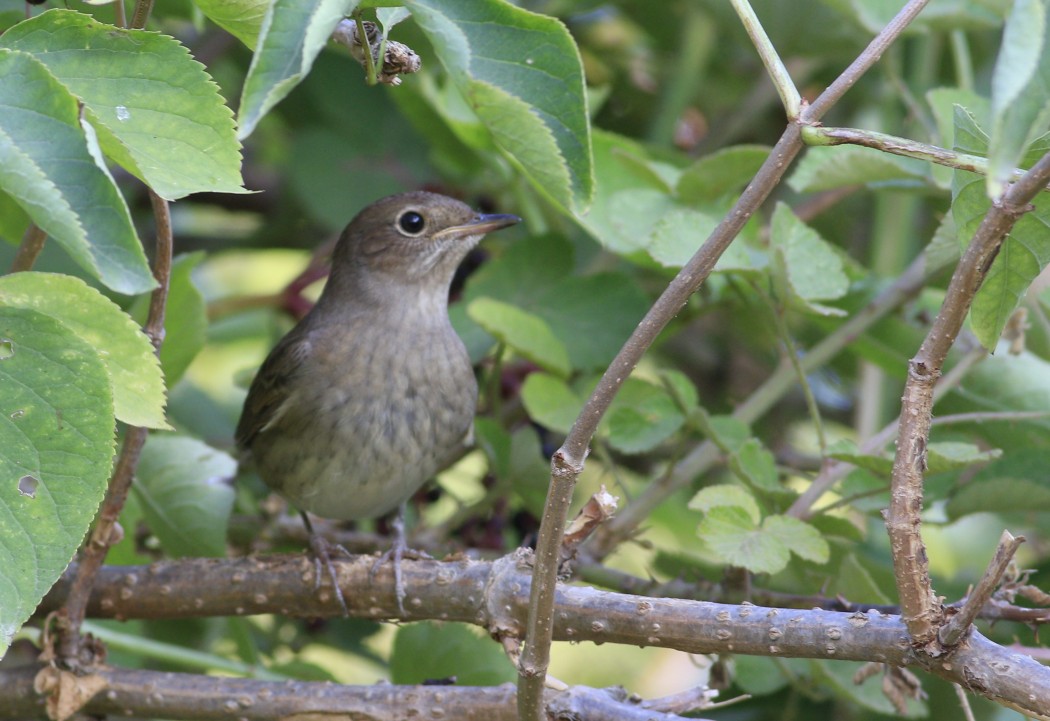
xmin=301 ymin=511 xmax=349 ymax=616
xmin=370 ymin=503 xmax=424 ymax=616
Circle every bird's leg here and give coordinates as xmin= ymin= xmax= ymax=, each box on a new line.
xmin=300 ymin=511 xmax=349 ymax=616
xmin=370 ymin=504 xmax=431 ymax=615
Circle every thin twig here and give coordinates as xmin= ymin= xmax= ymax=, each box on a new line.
xmin=10 ymin=224 xmax=46 ymax=273
xmin=939 ymin=531 xmax=1025 ymax=647
xmin=888 ymin=148 xmax=1050 ymax=648
xmin=518 ymin=3 xmax=935 ymax=717
xmin=730 ymin=0 xmax=800 ymax=117
xmin=57 ymin=190 xmax=172 ymax=662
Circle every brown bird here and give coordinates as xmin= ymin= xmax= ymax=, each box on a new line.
xmin=236 ymin=191 xmax=520 ymax=612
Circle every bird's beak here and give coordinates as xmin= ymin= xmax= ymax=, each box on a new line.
xmin=433 ymin=213 xmax=521 ymax=240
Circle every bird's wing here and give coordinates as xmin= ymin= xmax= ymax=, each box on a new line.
xmin=234 ymin=331 xmax=313 ymax=451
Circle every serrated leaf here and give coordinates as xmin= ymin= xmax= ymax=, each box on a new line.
xmin=952 ymin=107 xmax=1050 ymax=348
xmin=677 ymin=145 xmax=770 ymax=203
xmin=238 ymin=0 xmax=359 ymax=140
xmin=0 ymin=273 xmax=168 ymax=429
xmin=698 ymin=506 xmax=789 ymax=574
xmin=133 ymin=435 xmax=236 ymax=558
xmin=645 ymin=207 xmax=721 ymax=268
xmin=0 ymin=307 xmax=115 ymax=657
xmin=467 ymin=298 xmax=570 ymax=376
xmin=520 ymin=372 xmax=581 ymax=434
xmin=0 ymin=49 xmax=153 ymax=295
xmin=770 ymin=202 xmax=849 ymax=316
xmin=926 ymin=88 xmax=990 ymax=188
xmin=688 ymin=484 xmax=761 ymax=524
xmin=987 ymin=0 xmax=1050 ymax=196
xmin=788 ymin=145 xmax=927 ymax=193
xmin=1 ymin=10 xmax=246 ymax=200
xmin=925 ymin=441 xmax=1001 ymax=473
xmin=195 ymin=0 xmax=271 ymax=49
xmin=763 ymin=515 xmax=829 ymax=564
xmin=391 ymin=622 xmax=516 ymax=685
xmin=407 ymin=0 xmax=593 ymax=211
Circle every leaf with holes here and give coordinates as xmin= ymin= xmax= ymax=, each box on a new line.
xmin=0 ymin=308 xmax=114 ymax=658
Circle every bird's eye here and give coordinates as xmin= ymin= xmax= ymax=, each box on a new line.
xmin=398 ymin=211 xmax=426 ymax=236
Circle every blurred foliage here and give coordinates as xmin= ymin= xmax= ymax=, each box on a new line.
xmin=2 ymin=0 xmax=1050 ymax=718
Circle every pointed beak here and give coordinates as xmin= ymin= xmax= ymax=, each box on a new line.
xmin=433 ymin=213 xmax=521 ymax=240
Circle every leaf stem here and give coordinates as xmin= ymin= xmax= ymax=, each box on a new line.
xmin=353 ymin=12 xmax=378 ymax=86
xmin=9 ymin=224 xmax=46 ymax=273
xmin=729 ymin=0 xmax=801 ymax=118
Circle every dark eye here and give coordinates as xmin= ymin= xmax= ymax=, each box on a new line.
xmin=398 ymin=211 xmax=426 ymax=235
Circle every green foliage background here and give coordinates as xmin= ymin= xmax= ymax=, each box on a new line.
xmin=1 ymin=0 xmax=1049 ymax=718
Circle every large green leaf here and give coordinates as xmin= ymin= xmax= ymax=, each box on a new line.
xmin=133 ymin=436 xmax=236 ymax=558
xmin=788 ymin=145 xmax=928 ymax=192
xmin=0 ymin=10 xmax=246 ymax=201
xmin=698 ymin=507 xmax=828 ymax=575
xmin=0 ymin=272 xmax=168 ymax=429
xmin=0 ymin=49 xmax=153 ymax=295
xmin=467 ymin=298 xmax=570 ymax=377
xmin=391 ymin=622 xmax=516 ymax=685
xmin=238 ymin=0 xmax=360 ymax=140
xmin=947 ymin=450 xmax=1050 ymax=518
xmin=407 ymin=0 xmax=593 ymax=212
xmin=194 ymin=0 xmax=271 ymax=49
xmin=987 ymin=0 xmax=1050 ymax=196
xmin=0 ymin=307 xmax=114 ymax=657
xmin=770 ymin=202 xmax=849 ymax=316
xmin=952 ymin=107 xmax=1050 ymax=348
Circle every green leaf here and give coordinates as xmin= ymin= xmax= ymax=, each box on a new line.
xmin=645 ymin=207 xmax=721 ymax=268
xmin=391 ymin=622 xmax=516 ymax=685
xmin=677 ymin=145 xmax=770 ymax=203
xmin=688 ymin=484 xmax=761 ymax=524
xmin=830 ymin=554 xmax=892 ymax=605
xmin=576 ymin=130 xmax=678 ymax=253
xmin=0 ymin=272 xmax=168 ymax=429
xmin=520 ymin=372 xmax=581 ymax=435
xmin=133 ymin=435 xmax=236 ymax=558
xmin=407 ymin=0 xmax=593 ymax=211
xmin=926 ymin=87 xmax=990 ymax=188
xmin=925 ymin=441 xmax=1001 ymax=473
xmin=0 ymin=49 xmax=153 ymax=295
xmin=729 ymin=438 xmax=784 ymax=494
xmin=698 ymin=506 xmax=788 ymax=574
xmin=0 ymin=307 xmax=114 ymax=657
xmin=605 ymin=378 xmax=685 ymax=454
xmin=238 ymin=0 xmax=359 ymax=140
xmin=826 ymin=438 xmax=893 ymax=476
xmin=788 ymin=145 xmax=928 ymax=192
xmin=816 ymin=659 xmax=927 ymax=717
xmin=947 ymin=449 xmax=1050 ymax=519
xmin=763 ymin=515 xmax=829 ymax=564
xmin=770 ymin=202 xmax=849 ymax=316
xmin=130 ymin=253 xmax=208 ymax=388
xmin=467 ymin=298 xmax=570 ymax=376
xmin=952 ymin=107 xmax=1050 ymax=348
xmin=987 ymin=0 xmax=1050 ymax=196
xmin=533 ymin=273 xmax=650 ymax=372
xmin=195 ymin=0 xmax=271 ymax=49
xmin=0 ymin=10 xmax=246 ymax=200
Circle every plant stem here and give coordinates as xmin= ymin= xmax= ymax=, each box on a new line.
xmin=729 ymin=0 xmax=801 ymax=118
xmin=9 ymin=224 xmax=46 ymax=273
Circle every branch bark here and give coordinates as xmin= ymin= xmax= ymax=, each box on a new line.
xmin=26 ymin=555 xmax=1050 ymax=719
xmin=888 ymin=149 xmax=1050 ymax=650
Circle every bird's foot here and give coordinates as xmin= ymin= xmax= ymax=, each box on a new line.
xmin=369 ymin=511 xmax=430 ymax=616
xmin=301 ymin=512 xmax=350 ymax=616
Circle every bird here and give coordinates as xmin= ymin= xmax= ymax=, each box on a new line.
xmin=235 ymin=191 xmax=520 ymax=613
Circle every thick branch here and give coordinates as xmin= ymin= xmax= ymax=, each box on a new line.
xmin=28 ymin=555 xmax=1050 ymax=718
xmin=888 ymin=149 xmax=1050 ymax=649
